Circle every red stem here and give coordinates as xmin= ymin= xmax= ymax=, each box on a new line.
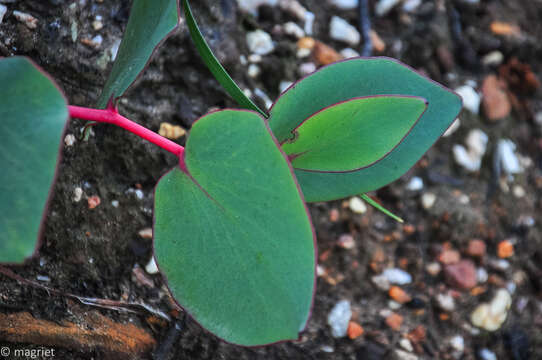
xmin=68 ymin=105 xmax=186 ymax=171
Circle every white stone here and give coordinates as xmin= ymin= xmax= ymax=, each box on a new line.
xmin=497 ymin=139 xmax=523 ymax=176
xmin=246 ymin=30 xmax=275 ymax=55
xmin=296 ymin=47 xmax=312 ymax=58
xmin=426 ymin=262 xmax=441 ymax=276
xmin=371 ymin=274 xmax=391 ymax=291
xmin=479 ymin=348 xmax=497 ymax=360
xmin=421 ymin=192 xmax=436 ymax=209
xmin=403 ymin=0 xmax=422 ymax=12
xmin=453 ymin=145 xmax=481 ymax=172
xmin=321 ymin=345 xmax=334 ymax=353
xmin=247 ymin=64 xmax=261 ymax=78
xmin=283 ymin=21 xmax=305 ymax=38
xmin=330 ymin=0 xmax=358 ymax=10
xmin=13 ymin=10 xmax=38 ymax=29
xmin=399 ymin=338 xmax=414 ymax=352
xmin=299 ymin=62 xmax=317 ymax=76
xmin=388 ymin=300 xmax=402 ymax=310
xmin=395 ymin=349 xmax=419 ymax=360
xmin=145 ymin=257 xmax=159 ymax=274
xmin=237 ymin=0 xmax=277 ymax=15
xmin=254 ymin=88 xmax=273 ymax=109
xmin=0 ymin=5 xmax=7 ymax=24
xmin=436 ymin=293 xmax=455 ymax=311
xmin=376 ymin=0 xmax=402 ymax=17
xmin=453 ymin=129 xmax=488 ymax=172
xmin=64 ymin=134 xmax=76 ymax=147
xmin=349 ymin=196 xmax=367 ymax=214
xmin=110 ymin=39 xmax=121 ymax=61
xmin=449 ymin=335 xmax=465 ymax=353
xmin=490 ymin=258 xmax=510 ymax=271
xmin=513 ymin=185 xmax=525 ymax=198
xmin=279 ymin=80 xmax=293 ymax=94
xmin=455 ymin=85 xmax=480 ymax=114
xmin=337 ymin=234 xmax=355 ymax=249
xmin=329 ymin=16 xmax=360 ymax=46
xmin=248 ymin=54 xmax=262 ymax=63
xmin=135 ymin=189 xmax=144 ymax=200
xmin=304 ymin=11 xmax=315 ymax=35
xmin=466 ymin=129 xmax=488 ymax=157
xmin=477 ymin=267 xmax=488 ymax=283
xmin=279 ymin=0 xmax=307 ymax=20
xmin=482 ymin=51 xmax=504 ymax=66
xmin=443 ymin=118 xmax=461 ymax=137
xmin=327 ymin=300 xmax=352 ymax=337
xmin=73 ymin=187 xmax=83 ymax=202
xmin=471 ymin=289 xmax=512 ymax=331
xmin=111 ymin=200 xmax=119 ymax=208
xmin=92 ymin=15 xmax=103 ymax=31
xmin=406 ymin=177 xmax=424 ymax=191
xmin=383 ymin=268 xmax=412 ymax=285
xmin=340 ymin=48 xmax=360 ymax=59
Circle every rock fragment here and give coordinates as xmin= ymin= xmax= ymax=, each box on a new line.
xmin=471 ymin=289 xmax=512 ymax=331
xmin=327 ymin=300 xmax=352 ymax=338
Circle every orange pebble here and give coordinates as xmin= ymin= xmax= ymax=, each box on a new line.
xmin=87 ymin=195 xmax=101 ymax=209
xmin=389 ymin=286 xmax=412 ymax=304
xmin=439 ymin=313 xmax=450 ymax=321
xmin=498 ymin=240 xmax=514 ymax=258
xmin=385 ymin=313 xmax=403 ymax=331
xmin=347 ymin=321 xmax=364 ymax=339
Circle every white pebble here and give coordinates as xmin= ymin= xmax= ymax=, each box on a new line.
xmin=376 ymin=0 xmax=402 ymax=17
xmin=110 ymin=39 xmax=121 ymax=61
xmin=279 ymin=0 xmax=307 ymax=21
xmin=296 ymin=47 xmax=312 ymax=58
xmin=246 ymin=30 xmax=275 ymax=55
xmin=402 ymin=0 xmax=422 ymax=12
xmin=330 ymin=0 xmax=358 ymax=10
xmin=490 ymin=258 xmax=510 ymax=271
xmin=394 ymin=349 xmax=419 ymax=360
xmin=406 ymin=177 xmax=424 ymax=191
xmin=496 ymin=139 xmax=523 ymax=176
xmin=388 ymin=300 xmax=402 ymax=310
xmin=92 ymin=15 xmax=103 ymax=31
xmin=477 ymin=267 xmax=488 ymax=283
xmin=399 ymin=338 xmax=414 ymax=352
xmin=145 ymin=256 xmax=159 ymax=274
xmin=421 ymin=192 xmax=436 ymax=209
xmin=349 ymin=196 xmax=367 ymax=214
xmin=237 ymin=0 xmax=277 ymax=15
xmin=455 ymin=85 xmax=480 ymax=114
xmin=340 ymin=48 xmax=360 ymax=59
xmin=73 ymin=187 xmax=83 ymax=202
xmin=482 ymin=51 xmax=504 ymax=66
xmin=36 ymin=275 xmax=51 ymax=282
xmin=299 ymin=62 xmax=317 ymax=76
xmin=330 ymin=16 xmax=360 ymax=45
xmin=248 ymin=54 xmax=262 ymax=63
xmin=337 ymin=234 xmax=355 ymax=249
xmin=283 ymin=21 xmax=305 ymax=38
xmin=436 ymin=293 xmax=455 ymax=311
xmin=513 ymin=185 xmax=525 ymax=198
xmin=383 ymin=268 xmax=412 ymax=285
xmin=449 ymin=335 xmax=465 ymax=353
xmin=135 ymin=189 xmax=144 ymax=200
xmin=279 ymin=80 xmax=293 ymax=94
xmin=466 ymin=129 xmax=488 ymax=157
xmin=453 ymin=129 xmax=488 ymax=172
xmin=371 ymin=274 xmax=391 ymax=291
xmin=64 ymin=134 xmax=76 ymax=147
xmin=327 ymin=300 xmax=352 ymax=338
xmin=321 ymin=345 xmax=334 ymax=353
xmin=247 ymin=64 xmax=261 ymax=78
xmin=471 ymin=289 xmax=512 ymax=331
xmin=426 ymin=262 xmax=441 ymax=276
xmin=0 ymin=5 xmax=7 ymax=25
xmin=254 ymin=88 xmax=273 ymax=110
xmin=304 ymin=11 xmax=315 ymax=36
xmin=479 ymin=348 xmax=497 ymax=360
xmin=13 ymin=10 xmax=38 ymax=29
xmin=111 ymin=200 xmax=119 ymax=208
xmin=443 ymin=118 xmax=461 ymax=137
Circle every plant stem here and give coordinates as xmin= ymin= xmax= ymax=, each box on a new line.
xmin=68 ymin=105 xmax=186 ymax=169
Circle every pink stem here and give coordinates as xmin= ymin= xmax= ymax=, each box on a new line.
xmin=68 ymin=105 xmax=186 ymax=171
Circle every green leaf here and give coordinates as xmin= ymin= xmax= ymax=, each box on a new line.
xmin=281 ymin=96 xmax=427 ymax=172
xmin=270 ymin=58 xmax=462 ymax=202
xmin=0 ymin=57 xmax=68 ymax=264
xmin=154 ymin=110 xmax=315 ymax=346
xmin=360 ymin=194 xmax=403 ymax=223
xmin=182 ymin=0 xmax=267 ymax=117
xmin=97 ymin=0 xmax=180 ymax=108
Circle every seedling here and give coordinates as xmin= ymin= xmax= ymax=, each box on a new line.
xmin=0 ymin=0 xmax=461 ymax=347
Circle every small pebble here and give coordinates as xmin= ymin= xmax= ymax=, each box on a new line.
xmin=375 ymin=0 xmax=402 ymax=16
xmin=237 ymin=0 xmax=277 ymax=15
xmin=455 ymin=85 xmax=480 ymax=114
xmin=388 ymin=300 xmax=402 ymax=310
xmin=453 ymin=129 xmax=488 ymax=172
xmin=254 ymin=88 xmax=273 ymax=109
xmin=385 ymin=312 xmax=403 ymax=331
xmin=449 ymin=335 xmax=465 ymax=353
xmin=399 ymin=338 xmax=413 ymax=352
xmin=337 ymin=234 xmax=355 ymax=249
xmin=421 ymin=192 xmax=436 ymax=209
xmin=444 ymin=260 xmax=477 ymax=289
xmin=0 ymin=5 xmax=7 ymax=25
xmin=443 ymin=118 xmax=461 ymax=137
xmin=490 ymin=258 xmax=510 ymax=271
xmin=395 ymin=349 xmax=418 ymax=360
xmin=36 ymin=275 xmax=51 ymax=282
xmin=339 ymin=48 xmax=360 ymax=59
xmin=426 ymin=262 xmax=441 ymax=276
xmin=87 ymin=195 xmax=101 ymax=209
xmin=246 ymin=30 xmax=274 ymax=55
xmin=145 ymin=256 xmax=159 ymax=274
xmin=467 ymin=239 xmax=486 ymax=258
xmin=481 ymin=75 xmax=511 ymax=120
xmin=135 ymin=189 xmax=144 ymax=200
xmin=73 ymin=187 xmax=83 ymax=202
xmin=279 ymin=0 xmax=307 ymax=21
xmin=248 ymin=54 xmax=261 ymax=63
xmin=283 ymin=21 xmax=305 ymax=38
xmin=406 ymin=177 xmax=424 ymax=191
xmin=477 ymin=267 xmax=488 ymax=283
xmin=389 ymin=286 xmax=411 ymax=304
xmin=383 ymin=268 xmax=412 ymax=285
xmin=81 ymin=34 xmax=103 ymax=48
xmin=13 ymin=10 xmax=38 ymax=29
xmin=329 ymin=16 xmax=360 ymax=45
xmin=497 ymin=240 xmax=514 ymax=258
xmin=482 ymin=51 xmax=504 ymax=66
xmin=320 ymin=345 xmax=334 ymax=353
xmin=92 ymin=15 xmax=103 ymax=31
xmin=478 ymin=348 xmax=497 ymax=360
xmin=347 ymin=321 xmax=364 ymax=339
xmin=371 ymin=274 xmax=391 ymax=291
xmin=402 ymin=0 xmax=421 ymax=12
xmin=299 ymin=62 xmax=317 ymax=76
xmin=512 ymin=185 xmax=525 ymax=198
xmin=248 ymin=63 xmax=261 ymax=78
xmin=471 ymin=289 xmax=512 ymax=331
xmin=439 ymin=249 xmax=461 ymax=265
xmin=111 ymin=200 xmax=119 ymax=208
xmin=496 ymin=139 xmax=523 ymax=176
xmin=279 ymin=80 xmax=293 ymax=93
xmin=327 ymin=300 xmax=352 ymax=337
xmin=159 ymin=122 xmax=186 ymax=139
xmin=349 ymin=196 xmax=367 ymax=214
xmin=138 ymin=228 xmax=153 ymax=239
xmin=436 ymin=293 xmax=455 ymax=312
xmin=330 ymin=0 xmax=358 ymax=10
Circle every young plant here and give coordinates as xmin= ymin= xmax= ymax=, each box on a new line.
xmin=0 ymin=0 xmax=461 ymax=347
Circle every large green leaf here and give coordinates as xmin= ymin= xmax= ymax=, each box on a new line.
xmin=270 ymin=57 xmax=462 ymax=202
xmin=97 ymin=0 xmax=180 ymax=107
xmin=0 ymin=57 xmax=68 ymax=263
xmin=154 ymin=110 xmax=315 ymax=346
xmin=182 ymin=0 xmax=266 ymax=117
xmin=282 ymin=96 xmax=427 ymax=172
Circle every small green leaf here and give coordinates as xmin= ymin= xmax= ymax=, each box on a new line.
xmin=154 ymin=110 xmax=315 ymax=346
xmin=270 ymin=58 xmax=462 ymax=202
xmin=97 ymin=0 xmax=180 ymax=107
xmin=0 ymin=57 xmax=68 ymax=264
xmin=360 ymin=194 xmax=403 ymax=223
xmin=182 ymin=0 xmax=267 ymax=117
xmin=282 ymin=96 xmax=427 ymax=172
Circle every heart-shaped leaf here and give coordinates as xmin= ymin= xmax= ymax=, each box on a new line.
xmin=282 ymin=96 xmax=427 ymax=172
xmin=270 ymin=58 xmax=462 ymax=202
xmin=154 ymin=110 xmax=316 ymax=346
xmin=97 ymin=0 xmax=180 ymax=107
xmin=0 ymin=57 xmax=68 ymax=264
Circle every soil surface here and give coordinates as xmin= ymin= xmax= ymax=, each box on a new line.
xmin=1 ymin=0 xmax=542 ymax=359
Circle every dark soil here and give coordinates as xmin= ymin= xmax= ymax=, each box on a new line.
xmin=1 ymin=0 xmax=542 ymax=359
